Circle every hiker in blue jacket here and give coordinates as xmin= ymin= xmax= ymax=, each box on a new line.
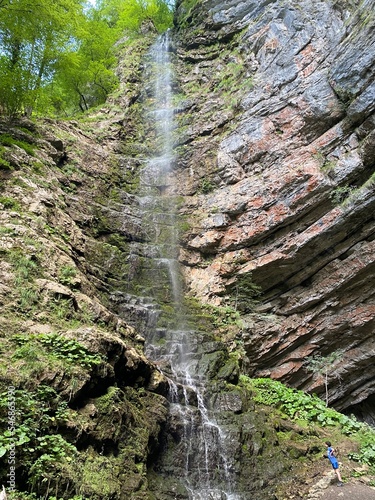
xmin=325 ymin=441 xmax=344 ymax=486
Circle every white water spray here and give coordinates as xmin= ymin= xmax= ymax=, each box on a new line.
xmin=138 ymin=32 xmax=243 ymax=500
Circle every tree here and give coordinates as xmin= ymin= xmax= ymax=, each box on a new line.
xmin=99 ymin=0 xmax=174 ymax=34
xmin=306 ymin=350 xmax=344 ymax=407
xmin=53 ymin=14 xmax=119 ymax=113
xmin=0 ymin=0 xmax=174 ymax=117
xmin=0 ymin=0 xmax=84 ymax=116
xmin=230 ymin=273 xmax=261 ymax=313
xmin=52 ymin=0 xmax=174 ymax=114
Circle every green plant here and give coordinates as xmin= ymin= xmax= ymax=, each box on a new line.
xmin=321 ymin=159 xmax=337 ymax=172
xmin=48 ymin=296 xmax=76 ymax=321
xmin=0 ymin=386 xmax=74 ymax=458
xmin=305 ymin=350 xmax=344 ymax=407
xmin=348 ymin=426 xmax=375 ymax=466
xmin=17 ymin=286 xmax=39 ymax=313
xmin=199 ymin=177 xmax=215 ymax=194
xmin=0 ymin=134 xmax=35 ymax=155
xmin=241 ymin=376 xmax=375 ymax=467
xmin=31 ymin=160 xmax=45 ymax=174
xmin=2 ymin=250 xmax=41 ymax=314
xmin=12 ymin=332 xmax=103 ymax=368
xmin=0 ymin=157 xmax=13 ymax=170
xmin=230 ymin=273 xmax=262 ymax=313
xmin=9 ymin=250 xmax=38 ymax=280
xmin=0 ymin=226 xmax=16 ymax=235
xmin=329 ymin=185 xmax=355 ymax=205
xmin=28 ymin=435 xmax=77 ymax=493
xmin=217 ymin=61 xmax=244 ymax=91
xmin=58 ymin=265 xmax=77 ymax=287
xmin=185 ymin=297 xmax=242 ymax=334
xmin=0 ymin=196 xmax=21 ymax=211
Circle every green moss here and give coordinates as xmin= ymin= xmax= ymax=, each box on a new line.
xmin=96 ymin=386 xmax=123 ymax=413
xmin=78 ymin=455 xmax=123 ymax=498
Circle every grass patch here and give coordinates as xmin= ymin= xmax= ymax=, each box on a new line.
xmin=0 ymin=196 xmax=21 ymax=211
xmin=0 ymin=133 xmax=35 ymax=156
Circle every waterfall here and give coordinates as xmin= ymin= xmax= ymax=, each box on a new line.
xmin=134 ymin=32 xmax=243 ymax=500
xmin=138 ymin=31 xmax=182 ymax=307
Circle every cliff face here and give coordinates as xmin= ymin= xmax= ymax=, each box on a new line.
xmin=172 ymin=0 xmax=375 ymax=418
xmin=0 ymin=90 xmax=169 ymax=496
xmin=1 ymin=1 xmax=375 ymax=498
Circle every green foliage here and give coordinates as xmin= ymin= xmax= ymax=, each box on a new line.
xmin=0 ymin=196 xmax=21 ymax=211
xmin=241 ymin=376 xmax=375 ymax=466
xmin=0 ymin=157 xmax=12 ymax=169
xmin=96 ymin=386 xmax=122 ymax=413
xmin=217 ymin=60 xmax=253 ymax=95
xmin=177 ymin=0 xmax=200 ymax=29
xmin=362 ymin=171 xmax=375 ymax=190
xmin=0 ymin=134 xmax=35 ymax=155
xmin=0 ymin=225 xmax=16 ymax=235
xmin=0 ymin=0 xmax=84 ymax=117
xmin=185 ymin=297 xmax=242 ymax=334
xmin=348 ymin=440 xmax=375 ymax=466
xmin=0 ymin=0 xmax=174 ymax=117
xmin=329 ymin=185 xmax=356 ymax=205
xmin=0 ymin=154 xmax=13 ymax=171
xmin=244 ymin=377 xmax=334 ymax=422
xmin=99 ymin=0 xmax=174 ymax=34
xmin=12 ymin=332 xmax=103 ymax=368
xmin=29 ymin=435 xmax=77 ymax=488
xmin=0 ymin=386 xmax=78 ymax=494
xmin=5 ymin=250 xmax=39 ymax=312
xmin=198 ymin=177 xmax=215 ymax=193
xmin=58 ymin=265 xmax=77 ymax=287
xmin=5 ymin=250 xmax=40 ymax=313
xmin=230 ymin=273 xmax=262 ymax=313
xmin=9 ymin=250 xmax=38 ymax=279
xmin=17 ymin=286 xmax=39 ymax=313
xmin=8 ymin=493 xmax=85 ymax=500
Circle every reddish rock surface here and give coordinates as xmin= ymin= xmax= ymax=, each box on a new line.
xmin=174 ymin=0 xmax=375 ymax=418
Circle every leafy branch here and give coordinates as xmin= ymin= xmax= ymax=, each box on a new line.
xmin=305 ymin=350 xmax=344 ymax=407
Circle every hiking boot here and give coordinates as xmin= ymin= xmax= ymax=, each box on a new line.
xmin=337 ymin=482 xmax=344 ymax=487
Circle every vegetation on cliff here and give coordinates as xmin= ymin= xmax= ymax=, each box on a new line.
xmin=0 ymin=0 xmax=375 ymax=498
xmin=0 ymin=110 xmax=374 ymax=494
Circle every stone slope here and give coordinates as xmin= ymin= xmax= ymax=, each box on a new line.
xmin=173 ymin=0 xmax=375 ymax=418
xmin=0 ymin=109 xmax=170 ymax=498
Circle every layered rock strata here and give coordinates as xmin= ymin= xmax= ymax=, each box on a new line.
xmin=173 ymin=0 xmax=375 ymax=417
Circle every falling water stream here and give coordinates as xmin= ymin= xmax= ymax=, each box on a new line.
xmin=134 ymin=32 xmax=242 ymax=500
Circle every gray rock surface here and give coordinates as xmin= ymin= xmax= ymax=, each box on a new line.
xmin=173 ymin=0 xmax=375 ymax=418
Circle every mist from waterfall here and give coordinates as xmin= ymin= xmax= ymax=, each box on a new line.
xmin=137 ymin=32 xmax=243 ymax=500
